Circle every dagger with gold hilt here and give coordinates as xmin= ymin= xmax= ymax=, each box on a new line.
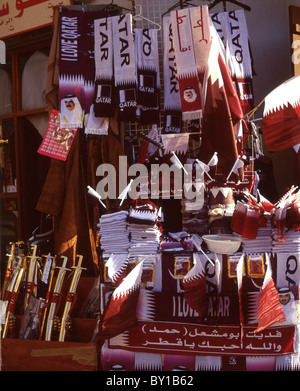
xmin=1 ymin=242 xmax=16 ymax=300
xmin=2 ymin=256 xmax=27 ymax=338
xmin=1 ymin=241 xmax=26 ymax=300
xmin=39 ymin=254 xmax=56 ymax=340
xmin=59 ymin=255 xmax=86 ymax=342
xmin=45 ymin=256 xmax=70 ymax=341
xmin=24 ymin=244 xmax=41 ymax=310
xmin=1 ymin=255 xmax=23 ymax=333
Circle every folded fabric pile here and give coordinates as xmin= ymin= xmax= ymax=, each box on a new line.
xmin=127 ymin=199 xmax=161 ymax=256
xmin=98 ymin=210 xmax=130 ymax=255
xmin=272 ymin=229 xmax=300 ymax=253
xmin=181 ymin=191 xmax=209 ymax=236
xmin=241 ymin=217 xmax=273 ymax=253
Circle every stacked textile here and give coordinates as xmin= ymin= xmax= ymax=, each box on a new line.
xmin=272 ymin=229 xmax=300 ymax=253
xmin=240 ymin=217 xmax=273 ymax=253
xmin=98 ymin=210 xmax=130 ymax=254
xmin=127 ymin=200 xmax=161 ymax=256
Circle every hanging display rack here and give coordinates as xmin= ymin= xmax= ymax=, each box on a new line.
xmin=209 ymin=0 xmax=251 ymax=12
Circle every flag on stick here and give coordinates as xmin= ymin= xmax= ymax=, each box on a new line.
xmin=170 ymin=151 xmax=187 ymax=174
xmin=182 ymin=252 xmax=207 ymax=321
xmin=99 ymin=260 xmax=144 ymax=338
xmin=254 ymin=254 xmax=286 ymax=333
xmin=118 ymin=179 xmax=134 ymax=206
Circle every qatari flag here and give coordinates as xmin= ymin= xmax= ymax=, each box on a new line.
xmin=199 ymin=22 xmax=244 ymax=178
xmin=181 ymin=252 xmax=207 ymax=321
xmin=105 ymin=254 xmax=129 ymax=287
xmin=254 ymin=253 xmax=286 ymax=333
xmin=262 ymin=75 xmax=300 ymax=152
xmin=99 ymin=260 xmax=144 ymax=338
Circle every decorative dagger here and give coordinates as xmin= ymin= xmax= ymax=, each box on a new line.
xmin=1 ymin=255 xmax=24 ymax=329
xmin=39 ymin=255 xmax=56 ymax=339
xmin=59 ymin=255 xmax=86 ymax=342
xmin=1 ymin=242 xmax=16 ymax=300
xmin=24 ymin=244 xmax=41 ymax=310
xmin=45 ymin=256 xmax=70 ymax=341
xmin=2 ymin=256 xmax=26 ymax=338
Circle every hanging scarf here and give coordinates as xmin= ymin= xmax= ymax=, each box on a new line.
xmin=112 ymin=14 xmax=137 ymax=122
xmin=162 ymin=15 xmax=182 ymax=134
xmin=82 ymin=10 xmax=110 ymax=134
xmin=93 ymin=16 xmax=116 ymax=118
xmin=135 ymin=28 xmax=160 ymax=125
xmin=189 ymin=5 xmax=211 ymax=85
xmin=210 ymin=11 xmax=227 ymax=46
xmin=221 ymin=9 xmax=254 ymax=114
xmin=170 ymin=8 xmax=202 ymax=121
xmin=58 ymin=8 xmax=85 ymax=129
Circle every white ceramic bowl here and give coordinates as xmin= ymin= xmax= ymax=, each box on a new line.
xmin=202 ymin=234 xmax=242 ymax=254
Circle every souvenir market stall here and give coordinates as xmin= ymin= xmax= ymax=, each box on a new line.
xmin=1 ymin=0 xmax=300 ymax=372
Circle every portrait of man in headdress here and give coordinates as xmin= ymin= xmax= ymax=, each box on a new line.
xmin=60 ymin=94 xmax=84 ymax=128
xmin=278 ymin=287 xmax=298 ymax=325
xmin=84 ymin=104 xmax=109 ymax=134
xmin=183 ymin=86 xmax=197 ymax=103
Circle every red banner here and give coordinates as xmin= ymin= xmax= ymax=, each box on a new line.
xmin=108 ymin=321 xmax=295 ymax=356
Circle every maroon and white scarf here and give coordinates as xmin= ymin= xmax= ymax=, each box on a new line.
xmin=83 ymin=11 xmax=105 ymax=113
xmin=162 ymin=15 xmax=182 ymax=133
xmin=83 ymin=10 xmax=110 ymax=134
xmin=210 ymin=11 xmax=226 ymax=45
xmin=135 ymin=28 xmax=160 ymax=125
xmin=59 ymin=8 xmax=108 ymax=130
xmin=59 ymin=8 xmax=85 ymax=129
xmin=93 ymin=16 xmax=115 ymax=118
xmin=112 ymin=14 xmax=137 ymax=122
xmin=170 ymin=8 xmax=202 ymax=121
xmin=189 ymin=5 xmax=211 ymax=85
xmin=218 ymin=9 xmax=254 ymax=114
